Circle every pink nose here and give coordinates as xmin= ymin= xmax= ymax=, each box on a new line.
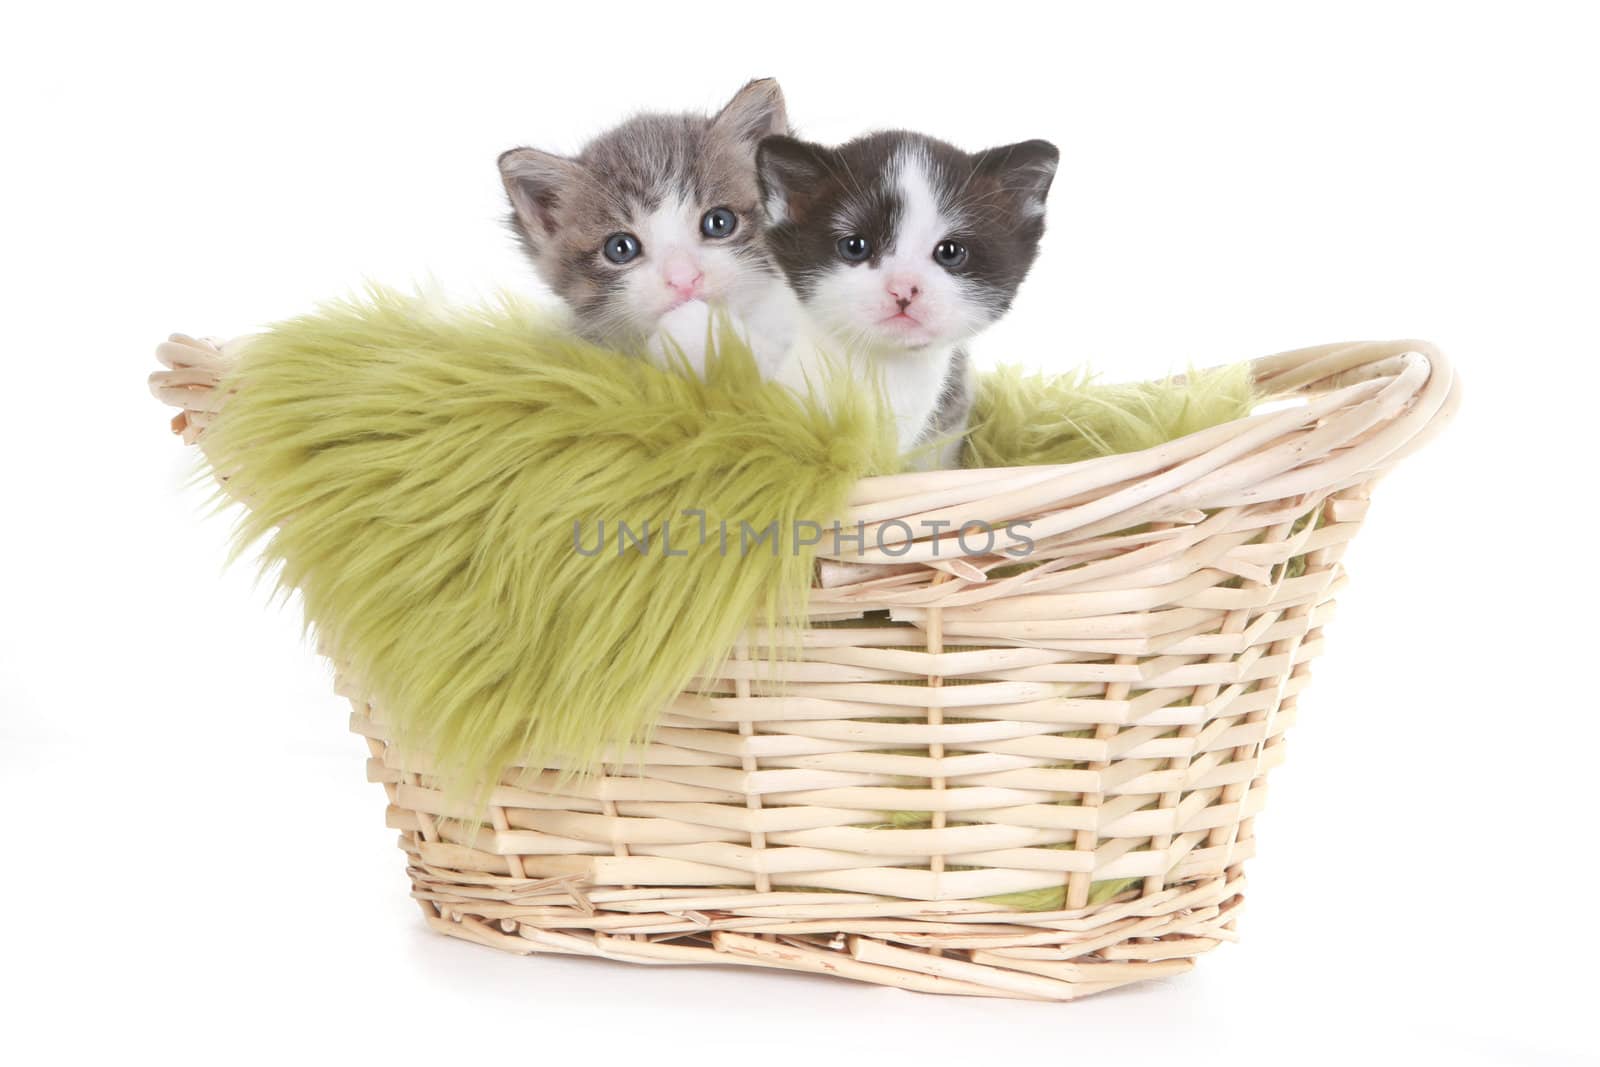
xmin=886 ymin=278 xmax=922 ymax=311
xmin=665 ymin=264 xmax=704 ymax=299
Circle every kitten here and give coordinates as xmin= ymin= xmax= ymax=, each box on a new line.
xmin=756 ymin=131 xmax=1059 ymax=467
xmin=498 ymin=79 xmax=793 ymax=372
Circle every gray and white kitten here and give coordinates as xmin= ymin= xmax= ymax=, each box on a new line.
xmin=498 ymin=79 xmax=792 ymax=369
xmin=757 ymin=131 xmax=1059 ymax=467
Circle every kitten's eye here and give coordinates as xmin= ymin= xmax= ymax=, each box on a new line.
xmin=602 ymin=233 xmax=642 ymax=264
xmin=933 ymin=239 xmax=968 ymax=268
xmin=837 ymin=235 xmax=872 ymax=262
xmin=700 ymin=207 xmax=738 ymax=239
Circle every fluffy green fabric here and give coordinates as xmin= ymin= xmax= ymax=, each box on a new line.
xmin=967 ymin=362 xmax=1256 ymax=468
xmin=201 ymin=288 xmax=1254 ymax=815
xmin=204 ymin=290 xmax=897 ymax=801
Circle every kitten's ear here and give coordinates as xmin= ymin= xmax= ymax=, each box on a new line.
xmin=756 ymin=136 xmax=833 ymax=225
xmin=976 ymin=139 xmax=1060 ymax=218
xmin=711 ymin=78 xmax=789 ymax=147
xmin=498 ymin=147 xmax=587 ymax=242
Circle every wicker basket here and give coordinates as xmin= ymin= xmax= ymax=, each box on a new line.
xmin=152 ymin=336 xmax=1457 ymax=1001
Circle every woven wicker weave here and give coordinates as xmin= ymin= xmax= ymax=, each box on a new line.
xmin=152 ymin=336 xmax=1457 ymax=1001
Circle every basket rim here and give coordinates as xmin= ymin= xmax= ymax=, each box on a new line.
xmin=151 ymin=334 xmax=1458 ymax=565
xmin=838 ymin=339 xmax=1457 ymax=564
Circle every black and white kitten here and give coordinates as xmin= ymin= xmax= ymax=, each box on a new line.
xmin=757 ymin=132 xmax=1059 ymax=467
xmin=498 ymin=79 xmax=794 ymax=372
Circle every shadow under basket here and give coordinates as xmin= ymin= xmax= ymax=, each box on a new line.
xmin=161 ymin=337 xmax=1457 ymax=1001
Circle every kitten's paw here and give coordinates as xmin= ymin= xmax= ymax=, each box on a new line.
xmin=648 ymin=300 xmax=716 ymax=376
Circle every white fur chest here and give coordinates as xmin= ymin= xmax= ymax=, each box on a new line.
xmin=777 ymin=327 xmax=957 ymax=453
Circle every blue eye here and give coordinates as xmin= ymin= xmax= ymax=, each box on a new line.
xmin=701 ymin=207 xmax=738 ymax=238
xmin=934 ymin=239 xmax=968 ymax=268
xmin=603 ymin=233 xmax=641 ymax=264
xmin=837 ymin=235 xmax=871 ymax=262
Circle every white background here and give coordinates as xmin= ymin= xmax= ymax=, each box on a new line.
xmin=3 ymin=2 xmax=1596 ymax=1064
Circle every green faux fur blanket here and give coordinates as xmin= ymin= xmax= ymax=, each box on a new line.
xmin=201 ymin=289 xmax=1253 ymax=803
